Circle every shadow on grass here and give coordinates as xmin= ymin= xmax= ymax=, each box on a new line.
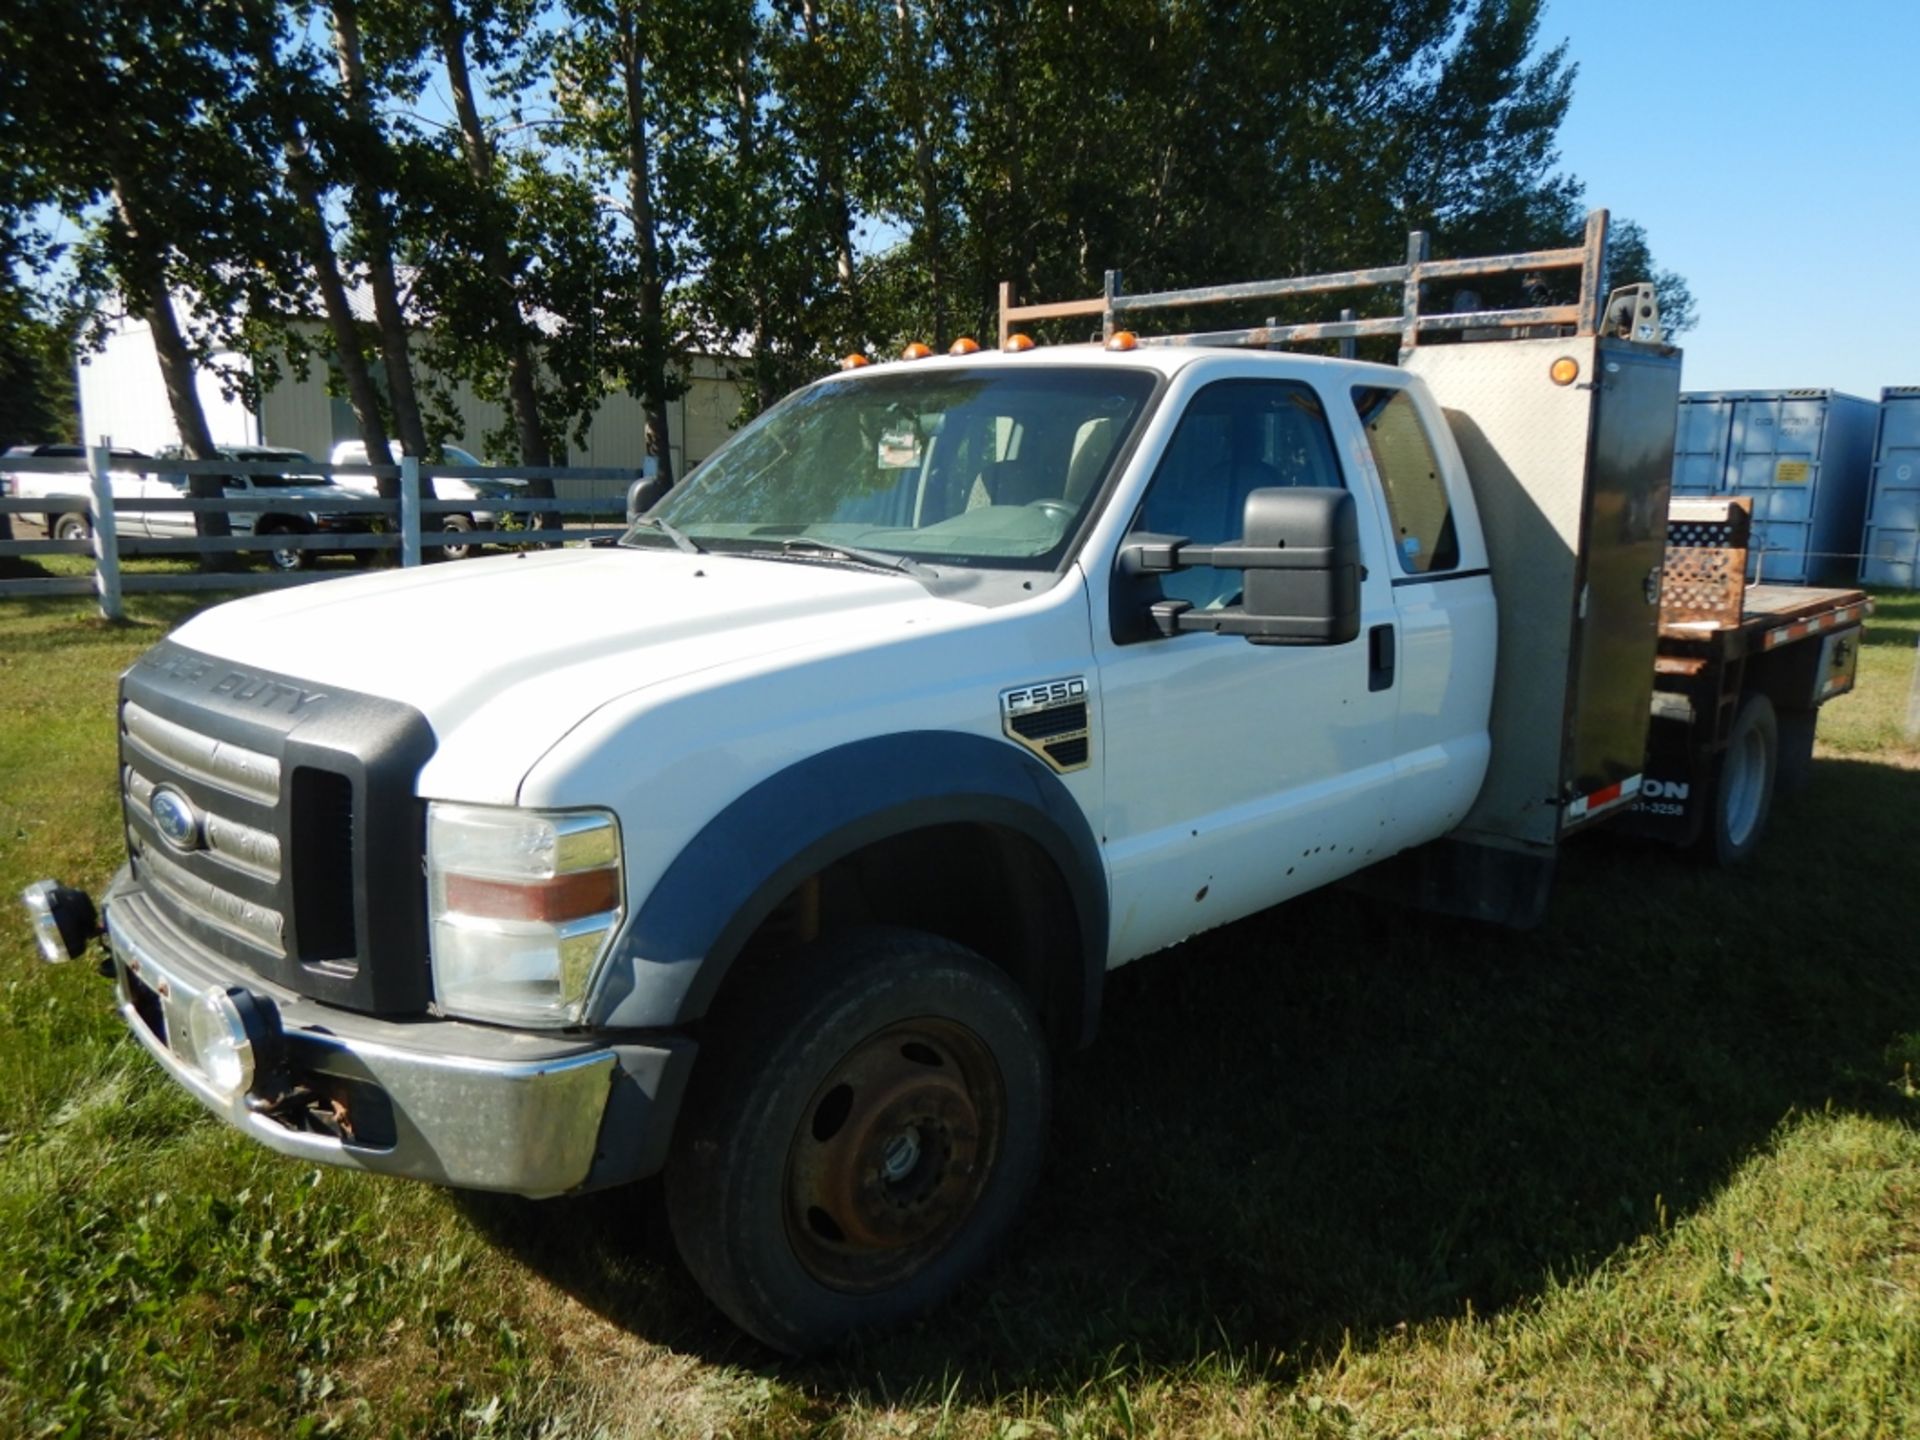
xmin=460 ymin=752 xmax=1920 ymax=1402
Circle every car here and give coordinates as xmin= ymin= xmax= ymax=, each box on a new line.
xmin=329 ymin=441 xmax=534 ymax=560
xmin=153 ymin=445 xmax=385 ymax=571
xmin=2 ymin=443 xmax=154 ymax=542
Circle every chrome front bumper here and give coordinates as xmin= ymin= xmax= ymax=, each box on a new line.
xmin=104 ymin=879 xmax=690 ymax=1197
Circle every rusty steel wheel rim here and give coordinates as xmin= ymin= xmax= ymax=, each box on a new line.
xmin=785 ymin=1016 xmax=1006 ymax=1293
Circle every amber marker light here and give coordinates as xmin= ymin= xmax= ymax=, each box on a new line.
xmin=1106 ymin=330 xmax=1139 ymax=352
xmin=1003 ymin=333 xmax=1036 ymax=352
xmin=948 ymin=336 xmax=981 ymax=355
xmin=901 ymin=342 xmax=934 ymax=360
xmin=1550 ymin=356 xmax=1580 ymax=386
xmin=840 ymin=353 xmax=871 ymax=370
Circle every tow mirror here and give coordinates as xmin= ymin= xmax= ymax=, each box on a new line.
xmin=1123 ymin=487 xmax=1361 ymax=645
xmin=626 ymin=474 xmax=671 ymax=522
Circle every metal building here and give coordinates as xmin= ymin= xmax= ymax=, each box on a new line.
xmin=1861 ymin=387 xmax=1920 ymax=589
xmin=1671 ymin=389 xmax=1879 ymax=584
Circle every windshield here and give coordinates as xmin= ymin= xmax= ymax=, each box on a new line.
xmin=628 ymin=366 xmax=1157 ymax=569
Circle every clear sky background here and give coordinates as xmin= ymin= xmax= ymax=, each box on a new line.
xmin=1543 ymin=0 xmax=1918 ymax=398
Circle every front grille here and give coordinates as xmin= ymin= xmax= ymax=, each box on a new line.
xmin=290 ymin=767 xmax=356 ymax=962
xmin=117 ymin=640 xmax=437 ymax=1014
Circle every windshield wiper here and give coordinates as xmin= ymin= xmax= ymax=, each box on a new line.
xmin=630 ymin=515 xmax=706 ymax=554
xmin=770 ymin=537 xmax=930 ymax=577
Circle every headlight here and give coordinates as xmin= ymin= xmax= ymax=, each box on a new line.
xmin=427 ymin=803 xmax=623 ymax=1027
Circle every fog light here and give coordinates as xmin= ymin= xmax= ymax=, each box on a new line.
xmin=188 ymin=987 xmax=280 ymax=1099
xmin=20 ymin=879 xmax=98 ymax=963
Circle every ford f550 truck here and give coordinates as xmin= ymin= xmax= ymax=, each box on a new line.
xmin=24 ymin=212 xmax=1867 ymax=1353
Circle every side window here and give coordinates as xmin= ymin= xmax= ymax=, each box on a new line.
xmin=1132 ymin=379 xmax=1345 ymax=610
xmin=1352 ymin=386 xmax=1458 ymax=574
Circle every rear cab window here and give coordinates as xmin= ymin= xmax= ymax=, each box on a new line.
xmin=1352 ymin=386 xmax=1459 ymax=575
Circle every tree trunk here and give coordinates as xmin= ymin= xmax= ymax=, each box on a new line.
xmin=617 ymin=6 xmax=673 ymax=485
xmin=110 ymin=175 xmax=235 ymax=569
xmin=286 ymin=129 xmax=392 ymax=467
xmin=331 ymin=0 xmax=430 ymax=499
xmin=734 ymin=54 xmax=778 ymax=413
xmin=434 ymin=0 xmax=556 ymax=517
xmin=893 ymin=0 xmax=945 ymax=347
xmin=799 ymin=0 xmax=862 ymax=342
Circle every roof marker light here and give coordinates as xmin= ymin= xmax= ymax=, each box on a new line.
xmin=1106 ymin=331 xmax=1139 ymax=352
xmin=901 ymin=342 xmax=933 ymax=361
xmin=840 ymin=353 xmax=871 ymax=370
xmin=1004 ymin=333 xmax=1036 ymax=353
xmin=948 ymin=336 xmax=981 ymax=355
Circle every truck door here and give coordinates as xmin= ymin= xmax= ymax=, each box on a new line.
xmin=1091 ymin=376 xmax=1400 ymax=965
xmin=135 ymin=470 xmax=192 ymax=540
xmin=1346 ymin=382 xmax=1497 ymax=841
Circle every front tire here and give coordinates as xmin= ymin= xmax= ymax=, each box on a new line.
xmin=665 ymin=927 xmax=1050 ymax=1354
xmin=1701 ymin=693 xmax=1777 ymax=866
xmin=52 ymin=512 xmax=90 ymax=543
xmin=258 ymin=519 xmax=311 ymax=572
xmin=439 ymin=512 xmax=476 ymax=561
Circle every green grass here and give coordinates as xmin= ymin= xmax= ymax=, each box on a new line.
xmin=2 ymin=589 xmax=1917 ymax=1438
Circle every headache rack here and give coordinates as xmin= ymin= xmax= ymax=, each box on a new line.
xmin=997 ymin=208 xmax=1660 ymax=356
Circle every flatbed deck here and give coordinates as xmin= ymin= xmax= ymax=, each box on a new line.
xmin=1660 ymin=584 xmax=1870 ymax=661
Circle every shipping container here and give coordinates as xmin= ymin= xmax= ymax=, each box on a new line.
xmin=1670 ymin=389 xmax=1879 ymax=584
xmin=1861 ymin=387 xmax=1920 ymax=589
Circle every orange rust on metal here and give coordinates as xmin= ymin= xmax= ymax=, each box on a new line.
xmin=1109 ymin=264 xmax=1411 ymax=314
xmin=1418 ymin=245 xmax=1588 ymax=281
xmin=1660 ymin=496 xmax=1751 ymax=632
xmin=998 ymin=296 xmax=1107 ymax=324
xmin=1576 ymin=210 xmax=1610 ymax=337
xmin=1137 ymin=317 xmax=1404 ymax=349
xmin=1401 ymin=230 xmax=1430 ymax=355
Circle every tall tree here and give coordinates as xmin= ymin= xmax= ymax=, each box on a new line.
xmin=0 ymin=0 xmax=277 ymax=556
xmin=330 ymin=0 xmax=434 ymax=471
xmin=552 ymin=0 xmax=688 ymax=482
xmin=426 ymin=0 xmax=555 ymax=481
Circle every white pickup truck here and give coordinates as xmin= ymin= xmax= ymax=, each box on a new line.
xmin=26 ymin=213 xmax=1866 ymax=1353
xmin=2 ymin=443 xmax=381 ymax=571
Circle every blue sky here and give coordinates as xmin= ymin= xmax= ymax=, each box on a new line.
xmin=1543 ymin=0 xmax=1918 ymax=398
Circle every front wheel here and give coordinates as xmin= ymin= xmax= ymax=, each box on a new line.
xmin=52 ymin=512 xmax=90 ymax=543
xmin=1701 ymin=693 xmax=1777 ymax=866
xmin=259 ymin=520 xmax=311 ymax=572
xmin=438 ymin=512 xmax=476 ymax=561
xmin=665 ymin=928 xmax=1050 ymax=1354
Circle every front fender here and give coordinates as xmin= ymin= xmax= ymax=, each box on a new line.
xmin=589 ymin=730 xmax=1108 ymax=1041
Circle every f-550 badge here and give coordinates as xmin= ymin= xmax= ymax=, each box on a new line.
xmin=1000 ymin=677 xmax=1092 ymax=774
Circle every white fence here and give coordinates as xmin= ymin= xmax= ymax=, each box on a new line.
xmin=0 ymin=444 xmax=641 ymax=619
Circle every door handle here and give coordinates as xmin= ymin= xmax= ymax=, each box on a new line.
xmin=1368 ymin=623 xmax=1395 ymax=692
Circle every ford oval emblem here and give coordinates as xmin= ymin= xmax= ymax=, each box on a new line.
xmin=149 ymin=786 xmax=203 ymax=852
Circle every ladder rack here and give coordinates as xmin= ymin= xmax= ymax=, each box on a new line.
xmin=997 ymin=208 xmax=1613 ymax=356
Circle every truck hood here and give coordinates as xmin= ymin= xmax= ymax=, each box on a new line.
xmin=169 ymin=547 xmax=974 ymax=800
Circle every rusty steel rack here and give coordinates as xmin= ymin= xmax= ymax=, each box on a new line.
xmin=998 ymin=208 xmax=1612 ymax=355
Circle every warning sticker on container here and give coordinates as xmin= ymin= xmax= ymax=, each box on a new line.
xmin=1775 ymin=459 xmax=1811 ymax=485
xmin=877 ymin=428 xmax=922 ymax=469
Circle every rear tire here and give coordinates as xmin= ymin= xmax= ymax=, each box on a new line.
xmin=1700 ymin=693 xmax=1777 ymax=866
xmin=665 ymin=927 xmax=1050 ymax=1354
xmin=52 ymin=512 xmax=90 ymax=543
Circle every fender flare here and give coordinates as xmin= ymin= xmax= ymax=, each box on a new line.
xmin=590 ymin=730 xmax=1109 ymax=1045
